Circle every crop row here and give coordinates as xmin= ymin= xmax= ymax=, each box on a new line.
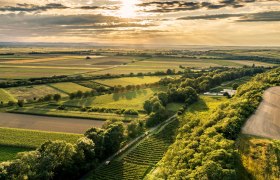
xmin=91 ymin=119 xmax=179 ymax=180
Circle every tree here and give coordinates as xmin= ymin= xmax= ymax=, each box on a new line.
xmin=144 ymin=100 xmax=153 ymax=114
xmin=158 ymin=92 xmax=169 ymax=106
xmin=17 ymin=100 xmax=24 ymax=107
xmin=103 ymin=122 xmax=125 ymax=156
xmin=232 ymin=83 xmax=238 ymax=90
xmin=84 ymin=128 xmax=105 ymax=159
xmin=53 ymin=94 xmax=61 ymax=101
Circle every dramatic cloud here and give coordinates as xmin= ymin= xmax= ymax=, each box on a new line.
xmin=239 ymin=11 xmax=280 ymax=21
xmin=178 ymin=11 xmax=280 ymax=21
xmin=137 ymin=0 xmax=257 ymax=13
xmin=79 ymin=5 xmax=119 ymax=10
xmin=0 ymin=3 xmax=68 ymax=12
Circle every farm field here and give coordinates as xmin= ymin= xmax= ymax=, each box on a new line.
xmin=88 ymin=58 xmax=275 ymax=75
xmin=0 ymin=55 xmax=138 ymax=79
xmin=63 ymin=87 xmax=166 ymax=110
xmin=0 ymin=112 xmax=103 ymax=134
xmin=49 ymin=82 xmax=92 ymax=94
xmin=242 ymin=86 xmax=280 ymax=139
xmin=0 ymin=89 xmax=16 ymax=104
xmin=0 ymin=126 xmax=82 ymax=148
xmin=0 ymin=126 xmax=82 ymax=162
xmin=6 ymin=84 xmax=67 ymax=101
xmin=94 ymin=76 xmax=178 ymax=87
xmin=10 ymin=106 xmax=145 ymax=122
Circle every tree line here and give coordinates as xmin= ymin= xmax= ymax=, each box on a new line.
xmin=149 ymin=67 xmax=280 ymax=179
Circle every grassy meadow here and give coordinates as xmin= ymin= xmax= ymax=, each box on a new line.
xmin=63 ymin=87 xmax=166 ymax=110
xmin=94 ymin=76 xmax=169 ymax=87
xmin=49 ymin=82 xmax=92 ymax=94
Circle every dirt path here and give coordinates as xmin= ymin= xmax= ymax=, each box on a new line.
xmin=242 ymin=86 xmax=280 ymax=139
xmin=0 ymin=113 xmax=104 ymax=134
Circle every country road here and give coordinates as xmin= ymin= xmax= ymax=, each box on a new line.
xmin=242 ymin=86 xmax=280 ymax=139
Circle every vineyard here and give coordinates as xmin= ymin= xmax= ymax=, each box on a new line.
xmin=49 ymin=82 xmax=92 ymax=94
xmin=90 ymin=119 xmax=179 ymax=180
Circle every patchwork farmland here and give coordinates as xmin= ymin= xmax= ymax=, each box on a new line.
xmin=0 ymin=47 xmax=279 ymax=179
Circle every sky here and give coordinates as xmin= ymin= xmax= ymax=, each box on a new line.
xmin=0 ymin=0 xmax=279 ymax=46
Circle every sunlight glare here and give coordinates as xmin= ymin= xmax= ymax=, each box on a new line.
xmin=119 ymin=0 xmax=139 ymax=18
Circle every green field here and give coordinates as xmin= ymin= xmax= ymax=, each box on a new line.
xmin=49 ymin=82 xmax=92 ymax=94
xmin=0 ymin=127 xmax=82 ymax=162
xmin=94 ymin=76 xmax=177 ymax=87
xmin=10 ymin=106 xmax=145 ymax=122
xmin=6 ymin=85 xmax=67 ymax=101
xmin=0 ymin=127 xmax=82 ymax=148
xmin=0 ymin=146 xmax=31 ymax=162
xmin=63 ymin=87 xmax=166 ymax=110
xmin=0 ymin=89 xmax=16 ymax=104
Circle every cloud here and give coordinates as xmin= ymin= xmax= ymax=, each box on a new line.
xmin=178 ymin=14 xmax=243 ymax=20
xmin=79 ymin=5 xmax=119 ymax=10
xmin=239 ymin=11 xmax=280 ymax=21
xmin=138 ymin=0 xmax=258 ymax=13
xmin=0 ymin=3 xmax=68 ymax=12
xmin=178 ymin=11 xmax=280 ymax=21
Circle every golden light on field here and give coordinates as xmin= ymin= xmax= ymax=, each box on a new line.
xmin=119 ymin=0 xmax=139 ymax=18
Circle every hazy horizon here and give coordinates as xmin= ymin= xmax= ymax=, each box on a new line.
xmin=0 ymin=0 xmax=279 ymax=46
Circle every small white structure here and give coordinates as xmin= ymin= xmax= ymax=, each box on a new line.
xmin=221 ymin=89 xmax=237 ymax=96
xmin=203 ymin=92 xmax=223 ymax=96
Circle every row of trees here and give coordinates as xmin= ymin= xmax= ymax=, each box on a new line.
xmin=149 ymin=67 xmax=280 ymax=179
xmin=0 ymin=119 xmax=145 ymax=179
xmin=0 ymin=68 xmax=183 ymax=88
xmin=144 ymin=86 xmax=198 ymax=127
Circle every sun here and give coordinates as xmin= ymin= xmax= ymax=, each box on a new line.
xmin=119 ymin=0 xmax=139 ymax=18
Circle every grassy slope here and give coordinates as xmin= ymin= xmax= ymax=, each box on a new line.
xmin=237 ymin=135 xmax=280 ymax=180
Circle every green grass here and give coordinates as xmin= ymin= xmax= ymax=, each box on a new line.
xmin=63 ymin=87 xmax=166 ymax=110
xmin=166 ymin=103 xmax=183 ymax=112
xmin=0 ymin=89 xmax=16 ymax=104
xmin=49 ymin=82 xmax=92 ymax=94
xmin=0 ymin=146 xmax=31 ymax=162
xmin=94 ymin=76 xmax=176 ymax=87
xmin=0 ymin=127 xmax=82 ymax=148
